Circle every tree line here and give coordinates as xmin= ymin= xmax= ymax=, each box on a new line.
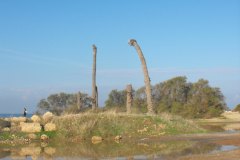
xmin=37 ymin=76 xmax=227 ymax=118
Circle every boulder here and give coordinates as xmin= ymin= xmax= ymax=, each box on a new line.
xmin=0 ymin=119 xmax=11 ymax=129
xmin=114 ymin=135 xmax=122 ymax=141
xmin=44 ymin=123 xmax=56 ymax=131
xmin=42 ymin=112 xmax=54 ymax=124
xmin=21 ymin=123 xmax=41 ymax=133
xmin=91 ymin=136 xmax=103 ymax=144
xmin=40 ymin=134 xmax=49 ymax=141
xmin=31 ymin=115 xmax=41 ymax=123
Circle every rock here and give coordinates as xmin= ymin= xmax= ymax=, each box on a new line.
xmin=91 ymin=136 xmax=103 ymax=144
xmin=40 ymin=134 xmax=49 ymax=141
xmin=0 ymin=119 xmax=11 ymax=129
xmin=31 ymin=115 xmax=41 ymax=123
xmin=11 ymin=117 xmax=27 ymax=123
xmin=21 ymin=123 xmax=41 ymax=133
xmin=28 ymin=133 xmax=37 ymax=140
xmin=2 ymin=127 xmax=10 ymax=132
xmin=44 ymin=123 xmax=56 ymax=131
xmin=114 ymin=135 xmax=122 ymax=141
xmin=42 ymin=112 xmax=54 ymax=124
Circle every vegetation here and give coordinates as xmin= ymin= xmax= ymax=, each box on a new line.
xmin=54 ymin=111 xmax=205 ymax=139
xmin=36 ymin=92 xmax=92 ymax=115
xmin=233 ymin=104 xmax=240 ymax=112
xmin=105 ymin=76 xmax=227 ymax=118
xmin=36 ymin=76 xmax=227 ymax=118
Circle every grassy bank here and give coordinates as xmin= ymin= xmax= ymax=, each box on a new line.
xmin=53 ymin=111 xmax=206 ymax=140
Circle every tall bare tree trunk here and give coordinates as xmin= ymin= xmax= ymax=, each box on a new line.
xmin=96 ymin=86 xmax=98 ymax=108
xmin=126 ymin=84 xmax=133 ymax=114
xmin=92 ymin=44 xmax=98 ymax=110
xmin=128 ymin=39 xmax=154 ymax=114
xmin=77 ymin=92 xmax=82 ymax=110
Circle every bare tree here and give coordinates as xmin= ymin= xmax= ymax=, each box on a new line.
xmin=128 ymin=39 xmax=154 ymax=114
xmin=92 ymin=45 xmax=98 ymax=110
xmin=126 ymin=84 xmax=133 ymax=114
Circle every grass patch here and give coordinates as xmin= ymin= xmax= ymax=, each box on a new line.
xmin=53 ymin=111 xmax=205 ymax=139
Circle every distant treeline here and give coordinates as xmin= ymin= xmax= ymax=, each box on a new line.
xmin=37 ymin=76 xmax=228 ymax=118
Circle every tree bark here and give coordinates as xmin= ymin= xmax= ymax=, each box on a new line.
xmin=92 ymin=44 xmax=98 ymax=110
xmin=126 ymin=84 xmax=133 ymax=114
xmin=77 ymin=92 xmax=82 ymax=110
xmin=128 ymin=39 xmax=154 ymax=114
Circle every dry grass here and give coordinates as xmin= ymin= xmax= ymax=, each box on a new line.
xmin=197 ymin=111 xmax=240 ymax=123
xmin=53 ymin=110 xmax=205 ymax=140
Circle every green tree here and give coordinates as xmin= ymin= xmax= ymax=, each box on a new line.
xmin=233 ymin=104 xmax=240 ymax=112
xmin=105 ymin=89 xmax=126 ymax=108
xmin=37 ymin=92 xmax=92 ymax=115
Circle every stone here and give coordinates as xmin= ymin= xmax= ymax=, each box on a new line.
xmin=40 ymin=134 xmax=49 ymax=141
xmin=31 ymin=115 xmax=41 ymax=123
xmin=42 ymin=112 xmax=54 ymax=124
xmin=21 ymin=123 xmax=41 ymax=133
xmin=91 ymin=136 xmax=103 ymax=144
xmin=44 ymin=123 xmax=56 ymax=131
xmin=114 ymin=135 xmax=122 ymax=140
xmin=0 ymin=119 xmax=11 ymax=129
xmin=2 ymin=127 xmax=10 ymax=132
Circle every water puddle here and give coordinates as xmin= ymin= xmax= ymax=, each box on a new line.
xmin=0 ymin=138 xmax=239 ymax=160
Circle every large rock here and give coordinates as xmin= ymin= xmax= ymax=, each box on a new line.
xmin=42 ymin=112 xmax=54 ymax=124
xmin=11 ymin=117 xmax=27 ymax=123
xmin=21 ymin=123 xmax=41 ymax=133
xmin=44 ymin=123 xmax=56 ymax=131
xmin=0 ymin=119 xmax=11 ymax=129
xmin=31 ymin=115 xmax=41 ymax=123
xmin=91 ymin=136 xmax=103 ymax=144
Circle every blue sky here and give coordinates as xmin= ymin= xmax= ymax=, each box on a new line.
xmin=0 ymin=0 xmax=239 ymax=113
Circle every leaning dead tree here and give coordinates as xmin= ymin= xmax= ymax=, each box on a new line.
xmin=92 ymin=44 xmax=98 ymax=110
xmin=128 ymin=39 xmax=154 ymax=114
xmin=126 ymin=84 xmax=133 ymax=114
xmin=77 ymin=92 xmax=82 ymax=110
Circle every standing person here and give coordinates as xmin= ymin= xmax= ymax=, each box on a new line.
xmin=23 ymin=107 xmax=27 ymax=117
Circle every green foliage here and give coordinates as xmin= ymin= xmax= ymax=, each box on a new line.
xmin=233 ymin=104 xmax=240 ymax=112
xmin=37 ymin=92 xmax=92 ymax=115
xmin=54 ymin=112 xmax=205 ymax=139
xmin=105 ymin=89 xmax=127 ymax=108
xmin=105 ymin=76 xmax=227 ymax=118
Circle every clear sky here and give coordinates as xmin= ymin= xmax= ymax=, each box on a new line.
xmin=0 ymin=0 xmax=239 ymax=113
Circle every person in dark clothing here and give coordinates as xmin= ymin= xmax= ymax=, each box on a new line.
xmin=23 ymin=107 xmax=27 ymax=117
